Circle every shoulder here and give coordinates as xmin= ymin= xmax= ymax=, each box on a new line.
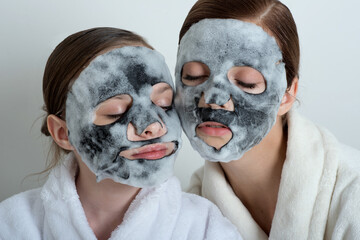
xmin=187 ymin=165 xmax=205 ymax=195
xmin=0 ymin=188 xmax=44 ymax=239
xmin=338 ymin=143 xmax=360 ymax=170
xmin=332 ymin=143 xmax=360 ymax=189
xmin=332 ymin=143 xmax=360 ymax=197
xmin=326 ymin=144 xmax=360 ymax=238
xmin=176 ymin=192 xmax=242 ymax=240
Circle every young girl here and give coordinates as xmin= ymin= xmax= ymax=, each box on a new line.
xmin=175 ymin=0 xmax=360 ymax=239
xmin=0 ymin=27 xmax=242 ymax=240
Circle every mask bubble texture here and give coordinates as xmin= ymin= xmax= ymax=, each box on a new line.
xmin=66 ymin=46 xmax=182 ymax=187
xmin=175 ymin=19 xmax=287 ymax=162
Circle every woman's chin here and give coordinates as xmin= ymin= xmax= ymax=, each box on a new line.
xmin=196 ymin=128 xmax=232 ymax=150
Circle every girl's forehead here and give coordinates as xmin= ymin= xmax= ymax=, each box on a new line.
xmin=79 ymin=46 xmax=172 ymax=86
xmin=68 ymin=46 xmax=174 ymax=108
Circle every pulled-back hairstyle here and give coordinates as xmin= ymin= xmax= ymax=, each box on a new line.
xmin=179 ymin=0 xmax=300 ymax=88
xmin=40 ymin=27 xmax=153 ymax=174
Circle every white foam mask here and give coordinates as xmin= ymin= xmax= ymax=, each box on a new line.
xmin=66 ymin=46 xmax=182 ymax=187
xmin=175 ymin=19 xmax=287 ymax=162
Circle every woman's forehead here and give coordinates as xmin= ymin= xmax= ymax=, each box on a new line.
xmin=178 ymin=18 xmax=282 ymax=64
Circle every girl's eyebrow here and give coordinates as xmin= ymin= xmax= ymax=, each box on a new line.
xmin=112 ymin=94 xmax=129 ymax=100
xmin=152 ymin=84 xmax=172 ymax=94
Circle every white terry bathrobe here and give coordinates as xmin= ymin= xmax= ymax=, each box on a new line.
xmin=0 ymin=153 xmax=242 ymax=240
xmin=188 ymin=110 xmax=360 ymax=240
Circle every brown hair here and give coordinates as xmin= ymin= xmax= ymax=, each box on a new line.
xmin=40 ymin=27 xmax=153 ymax=174
xmin=179 ymin=0 xmax=300 ymax=88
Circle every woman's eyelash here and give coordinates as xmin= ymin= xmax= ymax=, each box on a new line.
xmin=235 ymin=80 xmax=257 ymax=89
xmin=182 ymin=74 xmax=208 ymax=81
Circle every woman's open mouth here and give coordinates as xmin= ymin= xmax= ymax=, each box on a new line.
xmin=196 ymin=121 xmax=232 ymax=136
xmin=119 ymin=142 xmax=175 ymax=160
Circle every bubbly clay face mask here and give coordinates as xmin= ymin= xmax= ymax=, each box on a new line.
xmin=175 ymin=19 xmax=287 ymax=162
xmin=66 ymin=46 xmax=182 ymax=187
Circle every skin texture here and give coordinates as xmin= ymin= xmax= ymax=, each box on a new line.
xmin=175 ymin=19 xmax=287 ymax=162
xmin=66 ymin=46 xmax=182 ymax=188
xmin=219 ymin=74 xmax=297 ymax=235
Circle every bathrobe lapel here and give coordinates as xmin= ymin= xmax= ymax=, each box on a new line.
xmin=200 ymin=111 xmax=339 ymax=240
xmin=270 ymin=111 xmax=339 ymax=239
xmin=201 ymin=162 xmax=268 ymax=240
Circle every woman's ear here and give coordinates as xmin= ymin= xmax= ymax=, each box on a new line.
xmin=47 ymin=115 xmax=74 ymax=151
xmin=278 ymin=77 xmax=299 ymax=116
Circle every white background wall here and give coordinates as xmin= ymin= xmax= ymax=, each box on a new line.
xmin=1 ymin=0 xmax=359 ymax=202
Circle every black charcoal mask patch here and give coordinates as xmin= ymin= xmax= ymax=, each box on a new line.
xmin=175 ymin=19 xmax=287 ymax=162
xmin=66 ymin=46 xmax=182 ymax=188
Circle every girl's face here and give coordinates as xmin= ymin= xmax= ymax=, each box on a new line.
xmin=93 ymin=82 xmax=175 ymax=159
xmin=66 ymin=46 xmax=182 ymax=188
xmin=175 ymin=19 xmax=287 ymax=162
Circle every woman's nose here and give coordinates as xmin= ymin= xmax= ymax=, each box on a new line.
xmin=127 ymin=120 xmax=167 ymax=141
xmin=198 ymin=93 xmax=234 ymax=111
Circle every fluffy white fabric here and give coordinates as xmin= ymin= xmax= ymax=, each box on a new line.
xmin=0 ymin=154 xmax=242 ymax=240
xmin=188 ymin=110 xmax=360 ymax=239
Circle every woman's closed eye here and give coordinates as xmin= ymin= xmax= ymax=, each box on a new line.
xmin=183 ymin=74 xmax=208 ymax=81
xmin=234 ymin=79 xmax=257 ymax=89
xmin=181 ymin=62 xmax=210 ymax=86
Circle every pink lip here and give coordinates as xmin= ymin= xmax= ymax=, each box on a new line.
xmin=120 ymin=143 xmax=172 ymax=160
xmin=197 ymin=121 xmax=232 ymax=136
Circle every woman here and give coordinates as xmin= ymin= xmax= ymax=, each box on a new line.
xmin=174 ymin=0 xmax=360 ymax=239
xmin=0 ymin=27 xmax=241 ymax=240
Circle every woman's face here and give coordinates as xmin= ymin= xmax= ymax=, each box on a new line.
xmin=66 ymin=46 xmax=182 ymax=188
xmin=175 ymin=19 xmax=287 ymax=162
xmin=182 ymin=62 xmax=267 ymax=150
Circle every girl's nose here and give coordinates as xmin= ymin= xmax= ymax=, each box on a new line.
xmin=127 ymin=120 xmax=167 ymax=141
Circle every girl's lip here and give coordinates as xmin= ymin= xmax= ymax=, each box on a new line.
xmin=196 ymin=121 xmax=232 ymax=136
xmin=119 ymin=142 xmax=174 ymax=160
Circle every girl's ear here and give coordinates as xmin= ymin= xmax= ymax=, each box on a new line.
xmin=47 ymin=115 xmax=74 ymax=151
xmin=278 ymin=77 xmax=299 ymax=116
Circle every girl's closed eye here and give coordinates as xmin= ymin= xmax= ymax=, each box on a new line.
xmin=93 ymin=94 xmax=132 ymax=126
xmin=151 ymin=82 xmax=174 ymax=111
xmin=160 ymin=105 xmax=173 ymax=111
xmin=106 ymin=113 xmax=124 ymax=119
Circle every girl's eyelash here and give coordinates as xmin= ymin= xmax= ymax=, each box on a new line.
xmin=182 ymin=74 xmax=208 ymax=81
xmin=235 ymin=80 xmax=257 ymax=89
xmin=161 ymin=105 xmax=172 ymax=111
xmin=107 ymin=114 xmax=123 ymax=119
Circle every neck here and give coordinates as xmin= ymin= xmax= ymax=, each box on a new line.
xmin=75 ymin=155 xmax=140 ymax=240
xmin=220 ymin=116 xmax=287 ymax=235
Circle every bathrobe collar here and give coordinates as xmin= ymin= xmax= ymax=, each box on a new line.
xmin=40 ymin=153 xmax=182 ymax=239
